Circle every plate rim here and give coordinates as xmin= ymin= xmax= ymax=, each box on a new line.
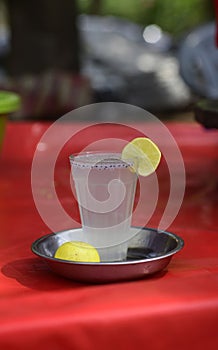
xmin=31 ymin=226 xmax=184 ymax=266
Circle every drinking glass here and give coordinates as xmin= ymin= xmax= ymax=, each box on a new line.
xmin=70 ymin=152 xmax=138 ymax=261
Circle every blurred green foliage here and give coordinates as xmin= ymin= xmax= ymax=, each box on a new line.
xmin=78 ymin=0 xmax=215 ymax=37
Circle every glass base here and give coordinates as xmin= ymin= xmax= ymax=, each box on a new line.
xmin=97 ymin=242 xmax=128 ymax=262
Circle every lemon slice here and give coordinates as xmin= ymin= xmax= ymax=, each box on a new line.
xmin=54 ymin=241 xmax=100 ymax=262
xmin=121 ymin=137 xmax=161 ymax=176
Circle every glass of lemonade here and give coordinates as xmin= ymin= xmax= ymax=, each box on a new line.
xmin=69 ymin=152 xmax=138 ymax=262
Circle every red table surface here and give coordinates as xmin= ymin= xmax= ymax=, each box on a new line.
xmin=0 ymin=120 xmax=218 ymax=350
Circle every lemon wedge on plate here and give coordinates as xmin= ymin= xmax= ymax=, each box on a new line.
xmin=54 ymin=241 xmax=100 ymax=262
xmin=121 ymin=137 xmax=161 ymax=176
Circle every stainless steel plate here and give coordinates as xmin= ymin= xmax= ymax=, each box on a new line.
xmin=31 ymin=227 xmax=184 ymax=283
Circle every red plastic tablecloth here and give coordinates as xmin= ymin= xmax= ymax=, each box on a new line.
xmin=0 ymin=121 xmax=218 ymax=350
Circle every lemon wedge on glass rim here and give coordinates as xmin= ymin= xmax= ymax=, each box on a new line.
xmin=121 ymin=137 xmax=161 ymax=176
xmin=54 ymin=241 xmax=100 ymax=263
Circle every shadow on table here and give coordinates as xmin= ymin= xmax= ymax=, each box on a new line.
xmin=1 ymin=257 xmax=167 ymax=290
xmin=1 ymin=258 xmax=84 ymax=290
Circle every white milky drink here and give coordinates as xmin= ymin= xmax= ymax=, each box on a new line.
xmin=70 ymin=152 xmax=138 ymax=261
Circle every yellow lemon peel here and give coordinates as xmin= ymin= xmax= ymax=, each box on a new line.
xmin=54 ymin=241 xmax=100 ymax=262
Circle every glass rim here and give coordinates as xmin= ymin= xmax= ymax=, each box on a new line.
xmin=69 ymin=151 xmax=136 ymax=169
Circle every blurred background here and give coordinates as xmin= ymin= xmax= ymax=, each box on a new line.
xmin=0 ymin=0 xmax=216 ymax=121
